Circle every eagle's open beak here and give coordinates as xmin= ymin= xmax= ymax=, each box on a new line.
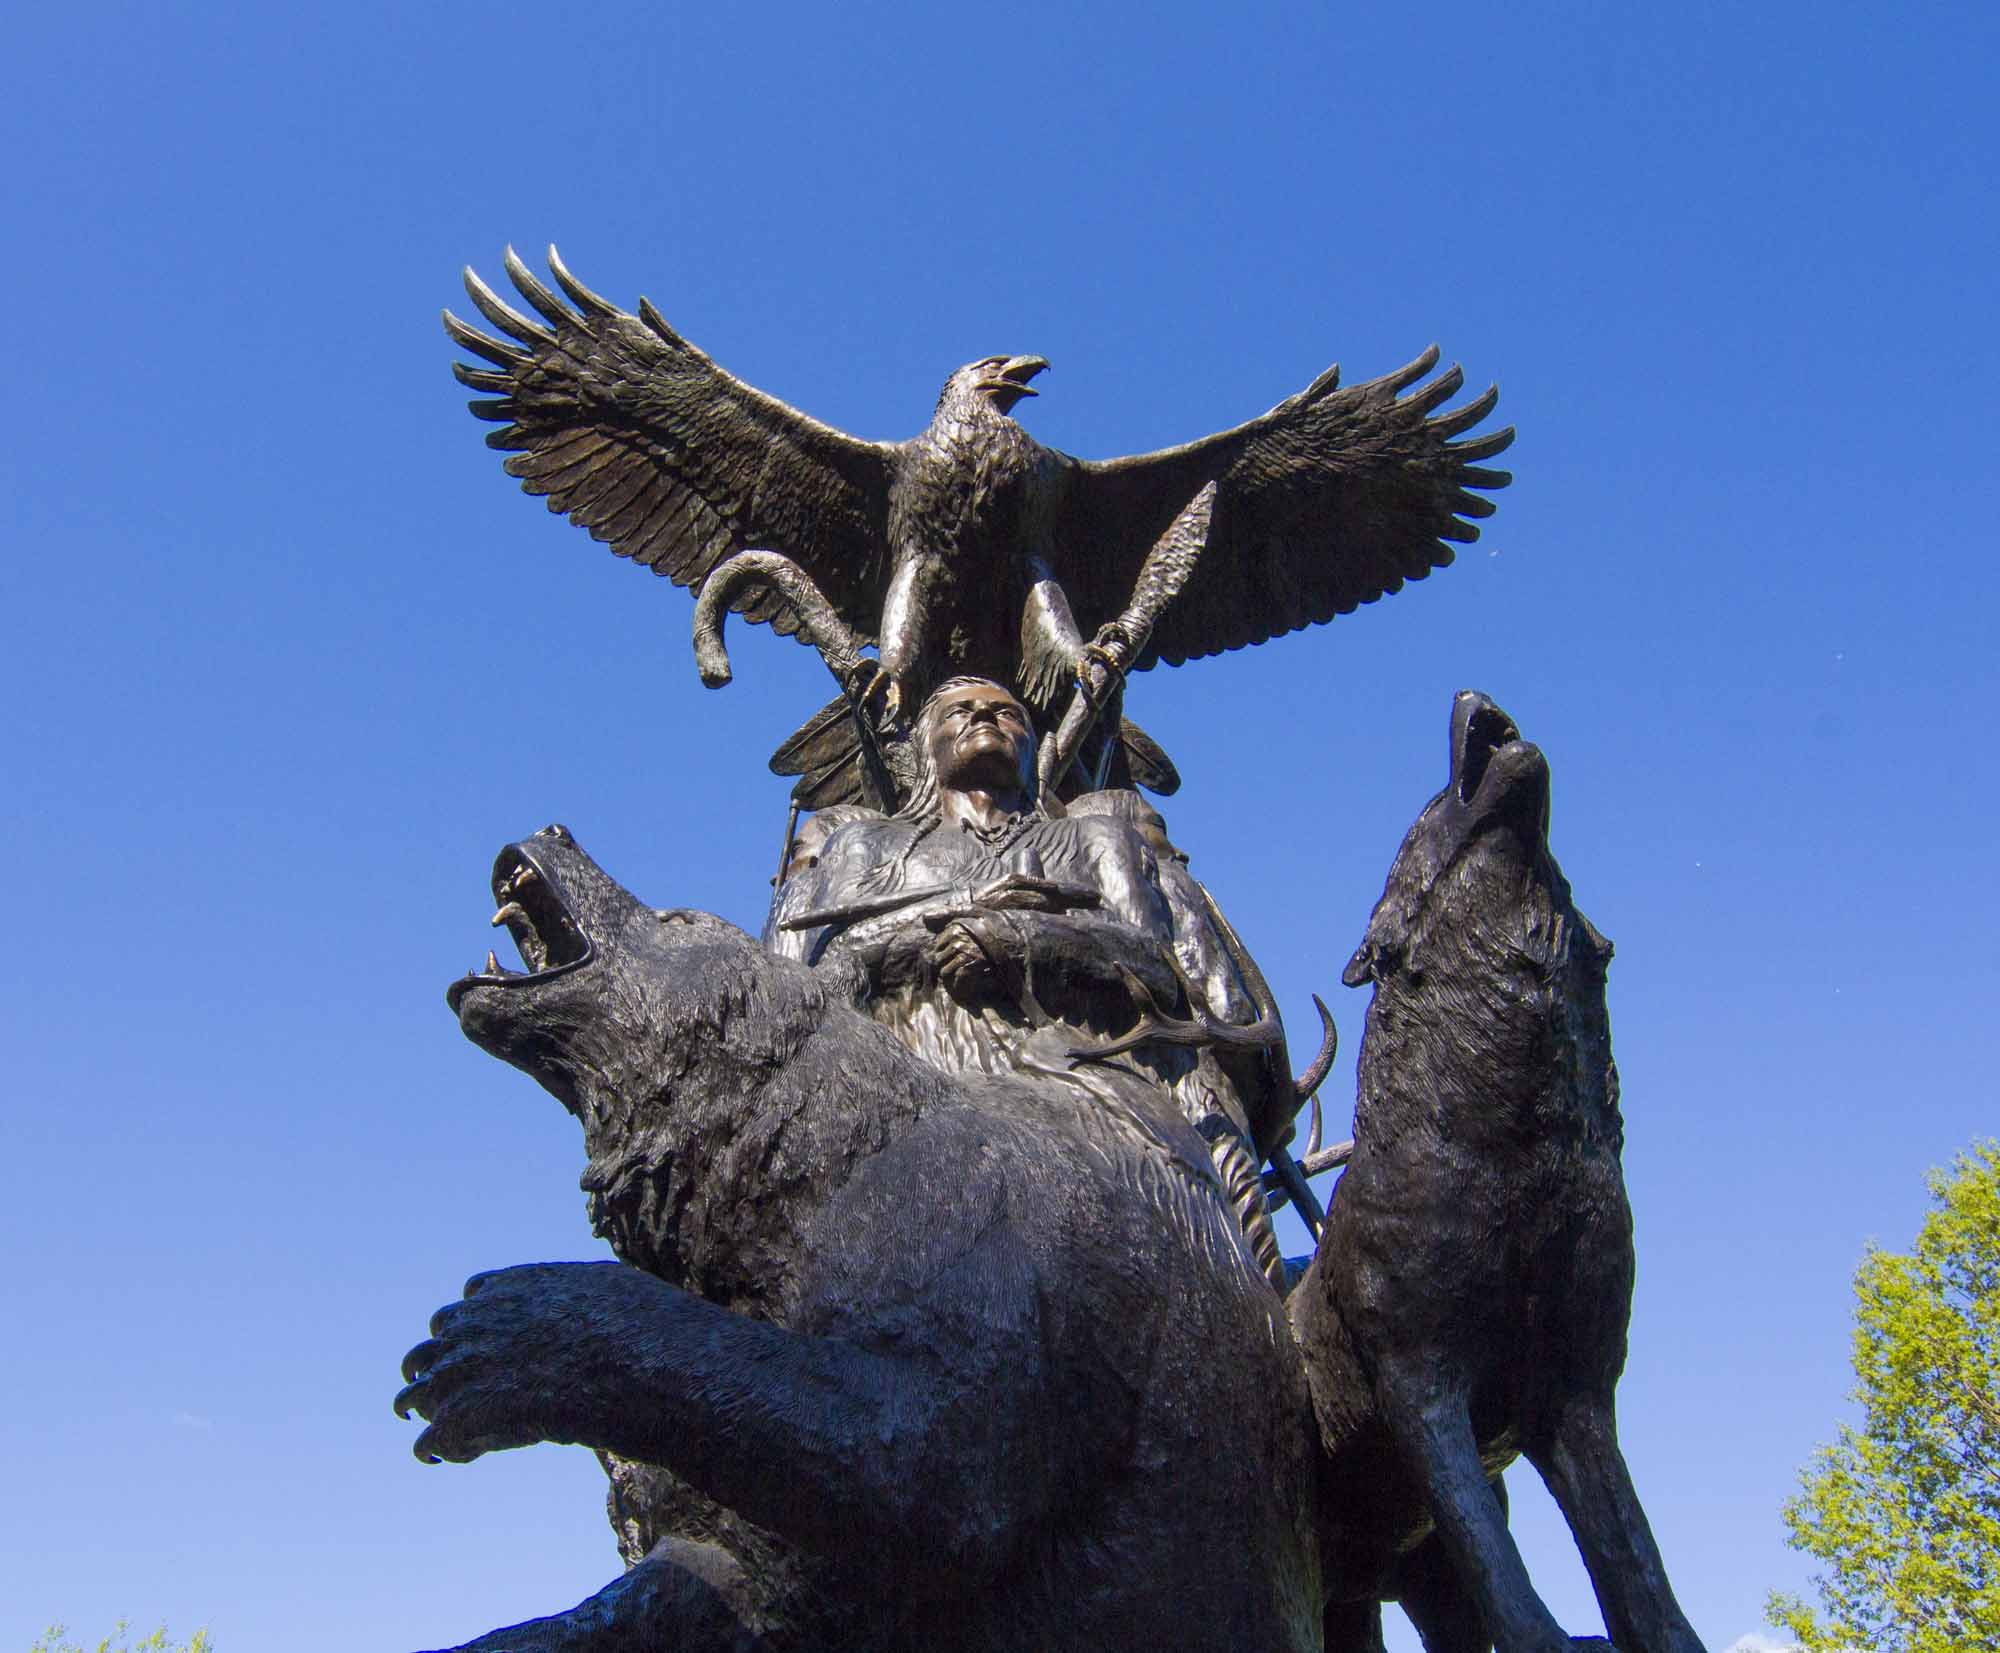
xmin=1005 ymin=356 xmax=1049 ymax=393
xmin=985 ymin=356 xmax=1049 ymax=397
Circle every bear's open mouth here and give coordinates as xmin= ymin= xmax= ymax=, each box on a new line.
xmin=449 ymin=846 xmax=592 ymax=1009
xmin=1455 ymin=699 xmax=1522 ymax=805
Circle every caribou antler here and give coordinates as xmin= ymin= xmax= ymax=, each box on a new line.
xmin=1261 ymin=995 xmax=1351 ymax=1234
xmin=692 ymin=550 xmax=878 ymax=698
xmin=1066 ymin=952 xmax=1286 ymax=1066
xmin=694 ymin=550 xmax=899 ymax=819
xmin=1061 ymin=878 xmax=1349 ymax=1236
xmin=1293 ymin=993 xmax=1337 ymax=1159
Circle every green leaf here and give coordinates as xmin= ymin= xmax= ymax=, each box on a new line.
xmin=24 ymin=1623 xmax=213 ymax=1653
xmin=1771 ymin=1141 xmax=2000 ymax=1653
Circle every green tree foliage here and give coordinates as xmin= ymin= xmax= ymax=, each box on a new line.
xmin=29 ymin=1625 xmax=211 ymax=1653
xmin=1769 ymin=1141 xmax=2000 ymax=1652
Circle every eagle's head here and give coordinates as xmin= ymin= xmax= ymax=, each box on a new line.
xmin=936 ymin=354 xmax=1050 ymax=420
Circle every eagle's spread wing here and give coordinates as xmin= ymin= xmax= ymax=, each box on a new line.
xmin=1049 ymin=348 xmax=1513 ymax=668
xmin=446 ymin=248 xmax=899 ymax=644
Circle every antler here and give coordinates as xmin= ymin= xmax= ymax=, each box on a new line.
xmin=695 ymin=550 xmax=900 ymax=813
xmin=1260 ymin=995 xmax=1351 ymax=1236
xmin=1293 ymin=993 xmax=1337 ymax=1158
xmin=1065 ymin=951 xmax=1284 ymax=1066
xmin=1063 ymin=882 xmax=1352 ymax=1240
xmin=693 ymin=550 xmax=871 ymax=692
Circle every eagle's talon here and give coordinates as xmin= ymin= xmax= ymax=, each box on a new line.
xmin=844 ymin=661 xmax=907 ymax=726
xmin=1090 ymin=621 xmax=1136 ymax=664
xmin=1073 ymin=649 xmax=1124 ymax=712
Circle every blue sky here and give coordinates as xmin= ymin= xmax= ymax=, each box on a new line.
xmin=4 ymin=4 xmax=1995 ymax=1649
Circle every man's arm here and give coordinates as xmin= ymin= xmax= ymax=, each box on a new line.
xmin=929 ymin=905 xmax=1181 ymax=1029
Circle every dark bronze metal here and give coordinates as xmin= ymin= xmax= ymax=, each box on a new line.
xmin=407 ymin=821 xmax=1321 ymax=1651
xmin=447 ymin=248 xmax=1512 ymax=809
xmin=1289 ymin=692 xmax=1707 ymax=1653
xmin=1038 ymin=481 xmax=1214 ymax=800
xmin=413 ymin=252 xmax=1710 ymax=1653
xmin=776 ymin=874 xmax=1102 ymax=934
xmin=398 ymin=688 xmax=1709 ymax=1651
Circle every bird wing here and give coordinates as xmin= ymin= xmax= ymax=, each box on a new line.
xmin=445 ymin=248 xmax=899 ymax=644
xmin=1048 ymin=348 xmax=1513 ymax=667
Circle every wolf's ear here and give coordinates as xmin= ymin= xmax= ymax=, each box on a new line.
xmin=1341 ymin=945 xmax=1376 ymax=988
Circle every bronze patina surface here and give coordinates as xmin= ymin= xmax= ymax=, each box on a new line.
xmin=399 ymin=261 xmax=1706 ymax=1652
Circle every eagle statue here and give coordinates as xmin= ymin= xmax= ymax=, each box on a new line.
xmin=445 ymin=248 xmax=1514 ymax=809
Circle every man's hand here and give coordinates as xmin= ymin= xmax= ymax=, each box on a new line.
xmin=930 ymin=917 xmax=1004 ymax=1004
xmin=967 ymin=872 xmax=1100 ymax=914
xmin=922 ymin=879 xmax=1096 ymax=1008
xmin=1078 ymin=620 xmax=1135 ymax=695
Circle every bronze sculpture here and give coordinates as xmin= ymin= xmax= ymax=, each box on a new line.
xmin=766 ymin=675 xmax=1304 ymax=1285
xmin=407 ymin=818 xmax=1325 ymax=1650
xmin=404 ymin=260 xmax=1713 ymax=1651
xmin=446 ymin=248 xmax=1512 ymax=808
xmin=1291 ymin=693 xmax=1705 ymax=1653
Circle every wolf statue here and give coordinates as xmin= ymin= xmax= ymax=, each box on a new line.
xmin=1291 ymin=693 xmax=1706 ymax=1653
xmin=397 ymin=692 xmax=1706 ymax=1653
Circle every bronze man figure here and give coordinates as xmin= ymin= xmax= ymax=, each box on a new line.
xmin=768 ymin=676 xmax=1292 ymax=1283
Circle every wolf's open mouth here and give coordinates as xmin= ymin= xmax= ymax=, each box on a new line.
xmin=1456 ymin=700 xmax=1522 ymax=804
xmin=449 ymin=847 xmax=592 ymax=1008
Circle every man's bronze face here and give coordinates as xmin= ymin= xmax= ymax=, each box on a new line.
xmin=925 ymin=682 xmax=1034 ymax=797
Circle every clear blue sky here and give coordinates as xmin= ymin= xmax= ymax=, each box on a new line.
xmin=4 ymin=4 xmax=1994 ymax=1649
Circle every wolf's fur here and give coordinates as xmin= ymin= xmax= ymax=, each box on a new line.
xmin=1292 ymin=694 xmax=1705 ymax=1653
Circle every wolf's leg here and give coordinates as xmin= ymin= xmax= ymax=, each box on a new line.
xmin=1373 ymin=1371 xmax=1574 ymax=1653
xmin=1390 ymin=1480 xmax=1503 ymax=1653
xmin=1530 ymin=1396 xmax=1706 ymax=1653
xmin=1323 ymin=1595 xmax=1388 ymax=1653
xmin=398 ymin=1258 xmax=1051 ymax=1594
xmin=416 ymin=1537 xmax=797 ymax=1653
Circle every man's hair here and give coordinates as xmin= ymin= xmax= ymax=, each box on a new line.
xmin=895 ymin=676 xmax=1042 ymax=822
